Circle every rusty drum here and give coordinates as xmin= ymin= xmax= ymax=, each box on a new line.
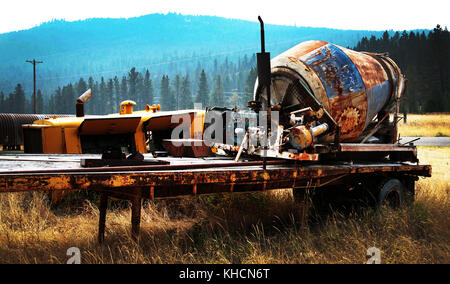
xmin=255 ymin=40 xmax=405 ymax=142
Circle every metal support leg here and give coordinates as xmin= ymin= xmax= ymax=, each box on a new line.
xmin=300 ymin=190 xmax=312 ymax=228
xmin=131 ymin=192 xmax=142 ymax=241
xmin=98 ymin=192 xmax=108 ymax=243
xmin=292 ymin=188 xmax=312 ymax=229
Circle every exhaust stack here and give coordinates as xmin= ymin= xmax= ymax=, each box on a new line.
xmin=256 ymin=16 xmax=271 ymax=132
xmin=76 ymin=89 xmax=92 ymax=117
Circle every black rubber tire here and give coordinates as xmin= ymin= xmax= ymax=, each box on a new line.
xmin=378 ymin=178 xmax=406 ymax=208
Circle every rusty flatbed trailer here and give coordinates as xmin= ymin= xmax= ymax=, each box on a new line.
xmin=0 ymin=153 xmax=431 ymax=242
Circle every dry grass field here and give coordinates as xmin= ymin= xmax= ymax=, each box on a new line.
xmin=397 ymin=114 xmax=450 ymax=137
xmin=0 ymin=146 xmax=449 ymax=264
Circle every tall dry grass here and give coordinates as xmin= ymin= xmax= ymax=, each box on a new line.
xmin=0 ymin=146 xmax=449 ymax=264
xmin=397 ymin=114 xmax=450 ymax=137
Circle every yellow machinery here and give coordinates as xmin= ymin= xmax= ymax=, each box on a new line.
xmin=22 ymin=89 xmax=205 ymax=154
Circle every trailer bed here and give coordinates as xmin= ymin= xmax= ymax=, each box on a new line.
xmin=0 ymin=153 xmax=431 ymax=195
xmin=0 ymin=153 xmax=432 ymax=242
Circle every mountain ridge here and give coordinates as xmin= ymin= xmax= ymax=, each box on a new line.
xmin=0 ymin=13 xmax=425 ymax=95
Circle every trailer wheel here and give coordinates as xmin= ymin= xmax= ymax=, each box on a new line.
xmin=378 ymin=178 xmax=406 ymax=208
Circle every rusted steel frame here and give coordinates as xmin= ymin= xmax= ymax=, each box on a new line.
xmin=0 ymin=160 xmax=287 ymax=175
xmin=0 ymin=164 xmax=431 ymax=194
xmin=308 ymin=174 xmax=348 ymax=188
xmin=98 ymin=192 xmax=108 ymax=243
xmin=97 ymin=172 xmax=323 ymax=198
xmin=95 ymin=188 xmax=142 ymax=243
xmin=97 ymin=187 xmax=142 ymax=200
xmin=292 ymin=188 xmax=314 ymax=228
xmin=94 ymin=175 xmax=350 ymax=242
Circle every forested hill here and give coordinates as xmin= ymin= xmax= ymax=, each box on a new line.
xmin=0 ymin=13 xmax=387 ymax=95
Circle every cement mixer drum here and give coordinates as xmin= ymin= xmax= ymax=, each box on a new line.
xmin=255 ymin=40 xmax=406 ymax=142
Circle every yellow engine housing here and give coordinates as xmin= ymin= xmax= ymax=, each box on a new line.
xmin=22 ymin=102 xmax=205 ymax=154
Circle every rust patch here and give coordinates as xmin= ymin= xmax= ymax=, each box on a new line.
xmin=286 ymin=40 xmax=328 ymax=59
xmin=329 ymin=91 xmax=368 ymax=141
xmin=341 ymin=47 xmax=388 ymax=89
xmin=302 ymin=45 xmax=346 ymax=96
xmin=337 ymin=107 xmax=360 ymax=135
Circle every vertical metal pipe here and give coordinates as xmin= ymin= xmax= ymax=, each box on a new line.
xmin=76 ymin=89 xmax=92 ymax=117
xmin=257 ymin=16 xmax=271 ymax=165
xmin=33 ymin=60 xmax=36 ymax=114
xmin=258 ymin=17 xmax=271 ymax=133
xmin=258 ymin=16 xmax=265 ymax=53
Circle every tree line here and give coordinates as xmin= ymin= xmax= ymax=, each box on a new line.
xmin=354 ymin=25 xmax=449 ymax=113
xmin=0 ymin=55 xmax=257 ymax=114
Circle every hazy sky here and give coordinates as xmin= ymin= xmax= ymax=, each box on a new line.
xmin=0 ymin=0 xmax=448 ymax=33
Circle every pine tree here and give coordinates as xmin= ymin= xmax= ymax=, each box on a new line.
xmin=93 ymin=81 xmax=100 ymax=114
xmin=210 ymin=75 xmax=225 ymax=107
xmin=48 ymin=94 xmax=55 ymax=114
xmin=120 ymin=76 xmax=128 ymax=103
xmin=61 ymin=84 xmax=75 ymax=114
xmin=36 ymin=89 xmax=44 ymax=114
xmin=113 ymin=76 xmax=120 ymax=111
xmin=69 ymin=84 xmax=76 ymax=113
xmin=76 ymin=78 xmax=88 ymax=97
xmin=160 ymin=75 xmax=174 ymax=110
xmin=87 ymin=77 xmax=95 ymax=114
xmin=0 ymin=91 xmax=4 ymax=113
xmin=54 ymin=87 xmax=62 ymax=114
xmin=194 ymin=62 xmax=202 ymax=95
xmin=136 ymin=73 xmax=144 ymax=108
xmin=99 ymin=77 xmax=107 ymax=114
xmin=244 ymin=67 xmax=257 ymax=104
xmin=14 ymin=84 xmax=26 ymax=113
xmin=61 ymin=85 xmax=69 ymax=114
xmin=128 ymin=67 xmax=139 ymax=103
xmin=107 ymin=78 xmax=114 ymax=113
xmin=213 ymin=59 xmax=218 ymax=76
xmin=180 ymin=75 xmax=193 ymax=109
xmin=195 ymin=69 xmax=209 ymax=107
xmin=143 ymin=70 xmax=154 ymax=106
xmin=173 ymin=74 xmax=181 ymax=110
